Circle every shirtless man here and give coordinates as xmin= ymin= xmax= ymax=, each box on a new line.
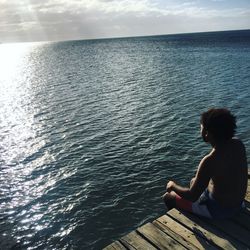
xmin=163 ymin=108 xmax=248 ymax=219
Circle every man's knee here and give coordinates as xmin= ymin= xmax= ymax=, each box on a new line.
xmin=163 ymin=192 xmax=176 ymax=210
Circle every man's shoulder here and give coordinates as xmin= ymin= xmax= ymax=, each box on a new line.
xmin=197 ymin=154 xmax=215 ymax=176
xmin=200 ymin=153 xmax=215 ymax=168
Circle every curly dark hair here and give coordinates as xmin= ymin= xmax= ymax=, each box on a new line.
xmin=200 ymin=108 xmax=237 ymax=142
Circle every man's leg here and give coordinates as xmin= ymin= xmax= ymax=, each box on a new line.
xmin=162 ymin=191 xmax=177 ymax=210
xmin=163 ymin=190 xmax=212 ymax=218
xmin=163 ymin=191 xmax=193 ymax=212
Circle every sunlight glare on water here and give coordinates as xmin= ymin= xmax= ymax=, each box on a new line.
xmin=0 ymin=43 xmax=57 ymax=247
xmin=0 ymin=43 xmax=36 ymax=167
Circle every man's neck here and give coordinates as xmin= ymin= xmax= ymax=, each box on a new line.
xmin=212 ymin=139 xmax=231 ymax=151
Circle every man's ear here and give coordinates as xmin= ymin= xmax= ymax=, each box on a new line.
xmin=203 ymin=130 xmax=210 ymax=143
xmin=205 ymin=131 xmax=209 ymax=138
xmin=206 ymin=130 xmax=214 ymax=143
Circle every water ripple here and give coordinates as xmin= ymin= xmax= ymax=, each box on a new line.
xmin=0 ymin=31 xmax=250 ymax=249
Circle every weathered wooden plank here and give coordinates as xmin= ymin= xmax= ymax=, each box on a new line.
xmin=120 ymin=230 xmax=157 ymax=250
xmin=136 ymin=222 xmax=186 ymax=250
xmin=103 ymin=240 xmax=126 ymax=250
xmin=153 ymin=215 xmax=216 ymax=250
xmin=245 ymin=192 xmax=250 ymax=203
xmin=245 ymin=186 xmax=250 ymax=202
xmin=244 ymin=167 xmax=250 ymax=212
xmin=168 ymin=209 xmax=247 ymax=249
xmin=245 ymin=179 xmax=250 ymax=202
xmin=205 ymin=216 xmax=250 ymax=247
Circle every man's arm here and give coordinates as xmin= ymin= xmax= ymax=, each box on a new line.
xmin=167 ymin=156 xmax=212 ymax=202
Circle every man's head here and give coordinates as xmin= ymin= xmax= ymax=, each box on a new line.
xmin=200 ymin=108 xmax=237 ymax=144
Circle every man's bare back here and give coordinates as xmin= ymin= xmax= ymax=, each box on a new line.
xmin=207 ymin=138 xmax=248 ymax=207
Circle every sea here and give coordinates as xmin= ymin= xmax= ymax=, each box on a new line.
xmin=0 ymin=29 xmax=250 ymax=249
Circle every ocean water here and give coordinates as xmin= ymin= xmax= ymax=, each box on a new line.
xmin=0 ymin=30 xmax=250 ymax=249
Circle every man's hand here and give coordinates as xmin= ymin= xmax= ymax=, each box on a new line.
xmin=166 ymin=180 xmax=176 ymax=192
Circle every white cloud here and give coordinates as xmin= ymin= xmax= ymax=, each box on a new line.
xmin=33 ymin=0 xmax=158 ymax=15
xmin=0 ymin=0 xmax=249 ymax=43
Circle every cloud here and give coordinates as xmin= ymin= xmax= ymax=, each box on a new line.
xmin=0 ymin=0 xmax=249 ymax=43
xmin=33 ymin=0 xmax=159 ymax=16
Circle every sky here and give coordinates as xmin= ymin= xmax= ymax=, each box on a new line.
xmin=0 ymin=0 xmax=250 ymax=43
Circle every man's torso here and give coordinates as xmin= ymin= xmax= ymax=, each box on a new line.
xmin=207 ymin=138 xmax=248 ymax=207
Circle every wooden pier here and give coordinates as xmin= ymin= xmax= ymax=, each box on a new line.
xmin=104 ymin=170 xmax=250 ymax=249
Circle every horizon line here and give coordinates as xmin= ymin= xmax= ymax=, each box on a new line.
xmin=1 ymin=28 xmax=250 ymax=45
